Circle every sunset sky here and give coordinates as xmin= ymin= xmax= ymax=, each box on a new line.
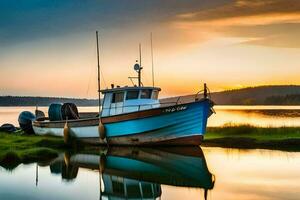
xmin=0 ymin=0 xmax=300 ymax=98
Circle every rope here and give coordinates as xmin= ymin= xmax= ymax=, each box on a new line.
xmin=207 ymin=86 xmax=212 ymax=99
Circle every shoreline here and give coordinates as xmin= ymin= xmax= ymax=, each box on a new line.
xmin=1 ymin=125 xmax=300 ymax=169
xmin=204 ymin=126 xmax=300 ymax=151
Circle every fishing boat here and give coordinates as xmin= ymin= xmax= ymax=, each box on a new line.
xmin=47 ymin=147 xmax=215 ymax=199
xmin=31 ymin=31 xmax=214 ymax=146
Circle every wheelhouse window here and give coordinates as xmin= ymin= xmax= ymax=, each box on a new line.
xmin=112 ymin=92 xmax=124 ymax=103
xmin=152 ymin=90 xmax=159 ymax=99
xmin=141 ymin=89 xmax=152 ymax=99
xmin=126 ymin=90 xmax=139 ymax=100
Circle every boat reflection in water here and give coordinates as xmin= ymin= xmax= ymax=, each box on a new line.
xmin=49 ymin=147 xmax=215 ymax=200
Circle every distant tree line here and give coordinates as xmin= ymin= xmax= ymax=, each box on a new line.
xmin=2 ymin=85 xmax=300 ymax=106
xmin=161 ymin=85 xmax=300 ymax=105
xmin=264 ymin=94 xmax=300 ymax=105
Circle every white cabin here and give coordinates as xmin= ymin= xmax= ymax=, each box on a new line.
xmin=101 ymin=86 xmax=161 ymax=117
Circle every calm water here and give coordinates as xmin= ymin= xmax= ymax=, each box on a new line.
xmin=1 ymin=106 xmax=300 ymax=199
xmin=0 ymin=147 xmax=299 ymax=200
xmin=1 ymin=106 xmax=300 ymax=127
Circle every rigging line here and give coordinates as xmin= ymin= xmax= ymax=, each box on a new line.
xmin=100 ymin=68 xmax=107 ymax=89
xmin=86 ymin=34 xmax=99 ymax=98
xmin=151 ymin=32 xmax=155 ymax=87
xmin=142 ymin=72 xmax=149 ymax=85
xmin=96 ymin=31 xmax=101 ymax=114
xmin=95 ymin=31 xmax=107 ymax=89
xmin=86 ymin=62 xmax=95 ymax=97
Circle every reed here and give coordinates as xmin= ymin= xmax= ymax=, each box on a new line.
xmin=204 ymin=125 xmax=300 ymax=151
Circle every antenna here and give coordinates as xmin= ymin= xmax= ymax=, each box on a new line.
xmin=138 ymin=43 xmax=142 ymax=87
xmin=96 ymin=31 xmax=101 ymax=115
xmin=128 ymin=44 xmax=143 ymax=86
xmin=150 ymin=32 xmax=155 ymax=87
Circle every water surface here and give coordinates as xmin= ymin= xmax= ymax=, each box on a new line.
xmin=0 ymin=147 xmax=299 ymax=200
xmin=210 ymin=106 xmax=300 ymax=127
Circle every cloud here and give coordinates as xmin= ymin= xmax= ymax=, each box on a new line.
xmin=173 ymin=0 xmax=300 ymax=48
xmin=1 ymin=0 xmax=299 ymax=49
xmin=0 ymin=0 xmax=224 ymax=47
xmin=224 ymin=23 xmax=300 ymax=48
xmin=177 ymin=0 xmax=300 ymax=23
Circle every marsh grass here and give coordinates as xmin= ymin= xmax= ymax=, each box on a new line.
xmin=204 ymin=125 xmax=300 ymax=150
xmin=0 ymin=132 xmax=65 ymax=170
xmin=206 ymin=125 xmax=300 ymax=140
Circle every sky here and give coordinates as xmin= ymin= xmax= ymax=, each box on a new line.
xmin=0 ymin=0 xmax=300 ymax=98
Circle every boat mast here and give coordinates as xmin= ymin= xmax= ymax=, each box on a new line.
xmin=96 ymin=31 xmax=101 ymax=115
xmin=138 ymin=43 xmax=142 ymax=87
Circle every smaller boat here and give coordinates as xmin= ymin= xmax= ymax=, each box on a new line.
xmin=31 ymin=32 xmax=214 ymax=146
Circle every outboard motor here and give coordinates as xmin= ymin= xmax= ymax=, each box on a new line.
xmin=61 ymin=103 xmax=79 ymax=120
xmin=18 ymin=111 xmax=36 ymax=134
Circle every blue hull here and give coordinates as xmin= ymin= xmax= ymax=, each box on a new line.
xmin=105 ymin=148 xmax=214 ymax=188
xmin=103 ymin=99 xmax=212 ymax=145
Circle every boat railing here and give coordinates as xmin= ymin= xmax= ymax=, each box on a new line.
xmin=195 ymin=90 xmax=204 ymax=101
xmin=101 ymin=101 xmax=181 ymax=116
xmin=176 ymin=96 xmax=182 ymax=105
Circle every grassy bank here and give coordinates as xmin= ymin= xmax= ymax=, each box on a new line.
xmin=0 ymin=132 xmax=66 ymax=170
xmin=1 ymin=125 xmax=300 ymax=169
xmin=204 ymin=125 xmax=300 ymax=151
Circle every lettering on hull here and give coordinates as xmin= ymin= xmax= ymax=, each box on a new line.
xmin=163 ymin=105 xmax=187 ymax=113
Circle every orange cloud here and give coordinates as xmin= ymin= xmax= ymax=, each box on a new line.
xmin=172 ymin=0 xmax=300 ymax=48
xmin=177 ymin=0 xmax=300 ymax=22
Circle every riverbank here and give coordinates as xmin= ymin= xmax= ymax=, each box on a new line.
xmin=1 ymin=125 xmax=300 ymax=169
xmin=0 ymin=132 xmax=66 ymax=170
xmin=204 ymin=125 xmax=300 ymax=151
